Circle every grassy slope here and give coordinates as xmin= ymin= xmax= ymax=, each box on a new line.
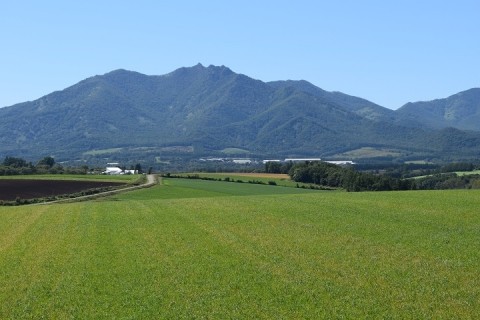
xmin=0 ymin=179 xmax=479 ymax=318
xmin=177 ymin=173 xmax=306 ymax=188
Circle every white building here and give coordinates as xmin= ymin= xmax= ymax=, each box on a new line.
xmin=103 ymin=167 xmax=123 ymax=175
xmin=262 ymin=160 xmax=282 ymax=164
xmin=103 ymin=165 xmax=138 ymax=175
xmin=233 ymin=159 xmax=252 ymax=164
xmin=284 ymin=158 xmax=322 ymax=162
xmin=325 ymin=160 xmax=355 ymax=165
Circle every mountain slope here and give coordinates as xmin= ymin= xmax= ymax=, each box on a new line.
xmin=0 ymin=64 xmax=479 ymax=162
xmin=268 ymin=80 xmax=397 ymax=122
xmin=396 ymin=88 xmax=480 ymax=131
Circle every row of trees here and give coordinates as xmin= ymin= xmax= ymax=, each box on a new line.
xmin=288 ymin=161 xmax=413 ymax=191
xmin=264 ymin=161 xmax=294 ymax=174
xmin=1 ymin=156 xmax=91 ymax=175
xmin=1 ymin=156 xmax=148 ymax=176
xmin=0 ymin=156 xmax=71 ymax=175
xmin=288 ymin=161 xmax=480 ymax=191
xmin=3 ymin=155 xmax=58 ymax=168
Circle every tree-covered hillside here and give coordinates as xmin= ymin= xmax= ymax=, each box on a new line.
xmin=396 ymin=88 xmax=480 ymax=131
xmin=0 ymin=64 xmax=479 ymax=163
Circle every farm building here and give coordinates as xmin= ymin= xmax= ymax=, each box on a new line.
xmin=232 ymin=159 xmax=252 ymax=164
xmin=103 ymin=164 xmax=138 ymax=175
xmin=262 ymin=160 xmax=282 ymax=164
xmin=103 ymin=167 xmax=123 ymax=175
xmin=284 ymin=158 xmax=322 ymax=162
xmin=325 ymin=160 xmax=355 ymax=165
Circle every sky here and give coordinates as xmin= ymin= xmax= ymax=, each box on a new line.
xmin=1 ymin=0 xmax=479 ymax=110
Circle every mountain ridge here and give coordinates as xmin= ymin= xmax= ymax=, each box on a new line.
xmin=396 ymin=88 xmax=480 ymax=131
xmin=0 ymin=64 xmax=479 ymax=163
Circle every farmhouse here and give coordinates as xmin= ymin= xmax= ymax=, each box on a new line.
xmin=103 ymin=167 xmax=123 ymax=175
xmin=103 ymin=163 xmax=138 ymax=175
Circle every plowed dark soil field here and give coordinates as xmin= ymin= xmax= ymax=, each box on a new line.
xmin=0 ymin=179 xmax=125 ymax=201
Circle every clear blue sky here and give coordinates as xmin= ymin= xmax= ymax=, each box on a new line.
xmin=1 ymin=0 xmax=479 ymax=109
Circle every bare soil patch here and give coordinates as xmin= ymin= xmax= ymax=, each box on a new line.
xmin=0 ymin=179 xmax=126 ymax=201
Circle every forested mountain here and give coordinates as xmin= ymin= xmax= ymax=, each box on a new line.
xmin=396 ymin=88 xmax=480 ymax=131
xmin=268 ymin=80 xmax=397 ymax=122
xmin=0 ymin=64 xmax=479 ymax=163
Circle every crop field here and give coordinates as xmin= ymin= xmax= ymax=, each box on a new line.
xmin=0 ymin=179 xmax=126 ymax=201
xmin=0 ymin=178 xmax=479 ymax=318
xmin=0 ymin=175 xmax=140 ymax=202
xmin=0 ymin=174 xmax=141 ymax=183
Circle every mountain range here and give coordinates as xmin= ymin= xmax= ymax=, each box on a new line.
xmin=0 ymin=64 xmax=479 ymax=164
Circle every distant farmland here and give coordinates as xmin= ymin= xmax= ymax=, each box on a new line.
xmin=0 ymin=177 xmax=478 ymax=318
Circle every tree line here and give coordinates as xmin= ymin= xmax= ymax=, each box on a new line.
xmin=1 ymin=156 xmax=147 ymax=176
xmin=0 ymin=156 xmax=90 ymax=175
xmin=286 ymin=161 xmax=480 ymax=191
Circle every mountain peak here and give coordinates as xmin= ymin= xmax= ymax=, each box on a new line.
xmin=208 ymin=64 xmax=232 ymax=71
xmin=163 ymin=64 xmax=236 ymax=82
xmin=99 ymin=69 xmax=149 ymax=84
xmin=189 ymin=63 xmax=234 ymax=76
xmin=192 ymin=62 xmax=205 ymax=69
xmin=104 ymin=69 xmax=140 ymax=76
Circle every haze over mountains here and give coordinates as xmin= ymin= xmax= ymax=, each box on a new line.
xmin=0 ymin=64 xmax=479 ymax=163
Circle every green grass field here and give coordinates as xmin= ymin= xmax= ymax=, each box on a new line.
xmin=175 ymin=172 xmax=317 ymax=188
xmin=332 ymin=146 xmax=404 ymax=159
xmin=82 ymin=148 xmax=123 ymax=156
xmin=0 ymin=178 xmax=479 ymax=318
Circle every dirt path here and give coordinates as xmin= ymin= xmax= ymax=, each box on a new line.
xmin=39 ymin=174 xmax=158 ymax=205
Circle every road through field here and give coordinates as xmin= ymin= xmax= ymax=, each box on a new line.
xmin=41 ymin=174 xmax=158 ymax=204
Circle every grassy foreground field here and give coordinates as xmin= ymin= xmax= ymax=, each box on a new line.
xmin=0 ymin=178 xmax=479 ymax=318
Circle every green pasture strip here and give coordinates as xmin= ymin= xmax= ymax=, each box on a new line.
xmin=0 ymin=174 xmax=141 ymax=184
xmin=333 ymin=146 xmax=403 ymax=158
xmin=82 ymin=148 xmax=123 ymax=155
xmin=116 ymin=178 xmax=317 ymax=201
xmin=411 ymin=170 xmax=480 ymax=180
xmin=220 ymin=147 xmax=250 ymax=155
xmin=456 ymin=170 xmax=480 ymax=176
xmin=0 ymin=188 xmax=479 ymax=318
xmin=178 ymin=172 xmax=303 ymax=188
